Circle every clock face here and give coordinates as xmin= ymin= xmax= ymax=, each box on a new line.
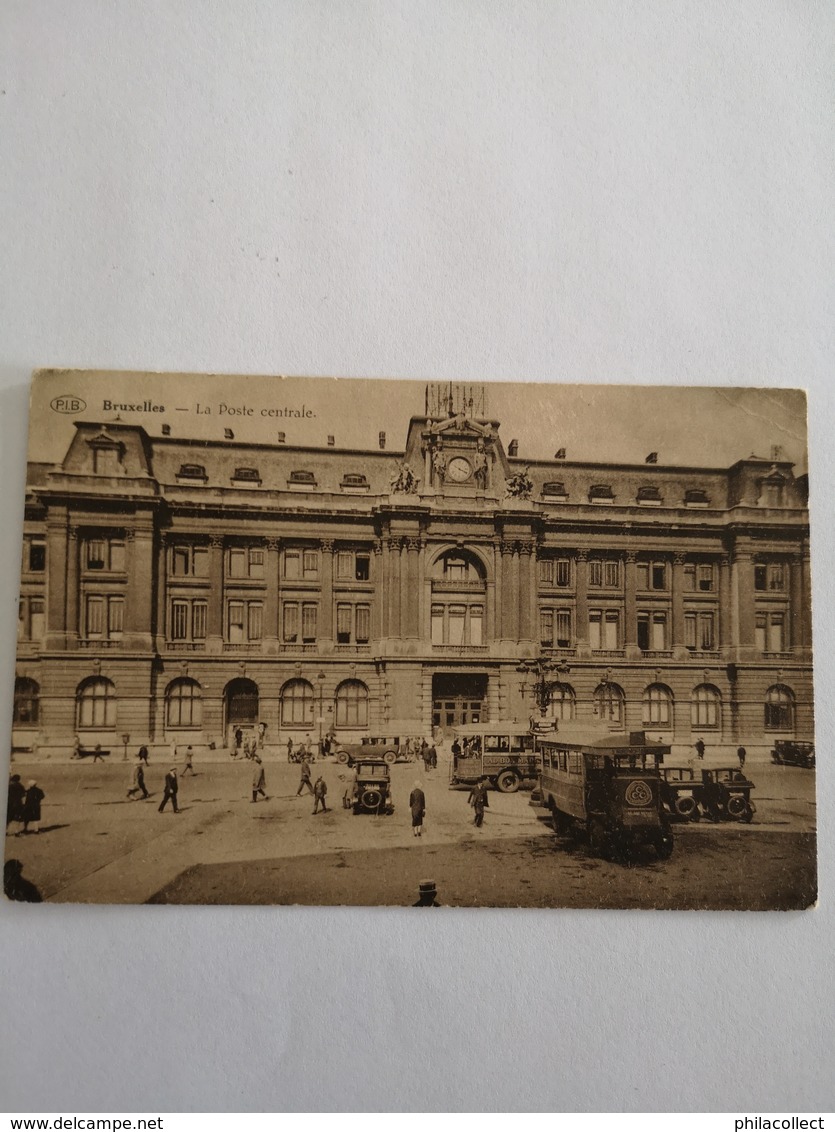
xmin=447 ymin=456 xmax=472 ymax=483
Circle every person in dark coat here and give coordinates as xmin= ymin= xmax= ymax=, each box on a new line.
xmin=296 ymin=757 xmax=314 ymax=796
xmin=251 ymin=755 xmax=267 ymax=803
xmin=137 ymin=745 xmax=150 ymax=765
xmin=312 ymin=775 xmax=329 ymax=814
xmin=127 ymin=759 xmax=149 ymax=799
xmin=92 ymin=743 xmax=105 ymax=763
xmin=412 ymin=879 xmax=440 ymax=907
xmin=468 ymin=777 xmax=489 ymax=828
xmin=451 ymin=738 xmax=462 ymax=760
xmin=182 ymin=745 xmax=195 ymax=775
xmin=429 ymin=744 xmax=437 ymax=769
xmin=286 ymin=738 xmax=294 ymax=763
xmin=4 ymin=859 xmax=42 ymax=903
xmin=7 ymin=774 xmax=26 ymax=834
xmin=21 ymin=781 xmax=45 ymax=833
xmin=409 ymin=781 xmax=426 ymax=837
xmin=737 ymin=745 xmax=747 ymax=770
xmin=158 ymin=767 xmax=179 ymax=813
xmin=694 ymin=738 xmax=706 ymax=759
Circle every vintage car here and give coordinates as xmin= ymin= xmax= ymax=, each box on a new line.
xmin=335 ymin=734 xmax=415 ymax=766
xmin=539 ymin=731 xmax=674 ymax=860
xmin=660 ymin=766 xmax=701 ymax=821
xmin=771 ymin=740 xmax=815 ymax=769
xmin=342 ymin=758 xmax=394 ymax=815
xmin=699 ymin=767 xmax=756 ymax=822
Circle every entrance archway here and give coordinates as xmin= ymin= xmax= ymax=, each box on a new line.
xmin=432 ymin=673 xmax=487 ymax=737
xmin=224 ymin=678 xmax=259 ymax=742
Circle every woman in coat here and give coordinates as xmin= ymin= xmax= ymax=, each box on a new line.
xmin=251 ymin=755 xmax=267 ymax=803
xmin=409 ymin=781 xmax=426 ymax=838
xmin=21 ymin=780 xmax=45 ymax=834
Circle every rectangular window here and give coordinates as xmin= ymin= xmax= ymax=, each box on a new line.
xmin=589 ymin=611 xmax=601 ymax=651
xmin=556 ymin=559 xmax=570 ymax=587
xmin=28 ymin=541 xmax=46 ymax=572
xmin=470 ymin=606 xmax=483 ymax=646
xmin=193 ymin=547 xmax=208 ymax=577
xmin=108 ymin=597 xmax=124 ymax=639
xmin=228 ymin=601 xmax=245 ymax=643
xmin=337 ymin=551 xmax=352 ymax=579
xmin=769 ymin=613 xmax=785 ymax=653
xmin=604 ymin=560 xmax=619 ymax=587
xmin=431 ymin=604 xmax=444 ymax=645
xmin=172 ymin=546 xmax=190 ymax=576
xmin=652 ymin=562 xmax=666 ymax=590
xmin=770 ymin=563 xmax=785 ymax=591
xmin=109 ymin=541 xmax=126 ymax=573
xmin=589 ymin=560 xmax=603 ymax=586
xmin=651 ymin=611 xmax=667 ymax=651
xmin=86 ymin=540 xmax=105 ymax=570
xmin=172 ymin=545 xmax=209 ymax=577
xmin=302 ymin=602 xmax=318 ymax=642
xmin=355 ymin=554 xmax=370 ymax=581
xmin=18 ymin=600 xmax=25 ymax=641
xmin=637 ymin=563 xmax=649 ymax=590
xmin=539 ymin=559 xmax=554 ymax=585
xmin=754 ymin=564 xmax=767 ymax=591
xmin=685 ymin=612 xmax=697 ymax=650
xmin=540 ymin=609 xmax=554 ymax=647
xmin=228 ymin=548 xmax=247 ymax=578
xmin=448 ymin=605 xmax=466 ymax=645
xmin=86 ymin=596 xmax=105 ymax=637
xmin=604 ymin=611 xmax=619 ymax=649
xmin=171 ymin=601 xmax=189 ymax=640
xmin=637 ymin=613 xmax=650 ymax=652
xmin=755 ymin=613 xmax=767 ymax=653
xmin=356 ymin=603 xmax=371 ymax=644
xmin=699 ymin=612 xmax=715 ymax=650
xmin=284 ymin=550 xmax=300 ymax=580
xmin=336 ymin=603 xmax=352 ymax=644
xmin=29 ymin=598 xmax=44 ymax=641
xmin=698 ymin=564 xmax=714 ymax=591
xmin=556 ymin=610 xmax=571 ymax=648
xmin=249 ymin=548 xmax=265 ymax=579
xmin=192 ymin=601 xmax=207 ymax=640
xmin=683 ymin=564 xmax=696 ymax=591
xmin=303 ymin=550 xmax=318 ymax=578
xmin=283 ymin=603 xmax=299 ymax=643
xmin=247 ymin=603 xmax=263 ymax=641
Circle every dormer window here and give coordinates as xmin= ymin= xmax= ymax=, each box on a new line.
xmin=288 ymin=470 xmax=316 ymax=488
xmin=342 ymin=473 xmax=368 ymax=487
xmin=637 ymin=486 xmax=662 ymax=506
xmin=87 ymin=432 xmax=125 ymax=475
xmin=541 ymin=481 xmax=568 ymax=500
xmin=684 ymin=488 xmax=710 ymax=508
xmin=589 ymin=484 xmax=614 ymax=504
xmin=177 ymin=463 xmax=207 ymax=482
xmin=232 ymin=466 xmax=260 ymax=484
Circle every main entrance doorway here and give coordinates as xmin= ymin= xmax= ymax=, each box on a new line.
xmin=432 ymin=673 xmax=488 ymax=736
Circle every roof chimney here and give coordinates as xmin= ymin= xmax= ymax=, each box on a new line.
xmin=327 ymin=435 xmax=335 ymax=447
xmin=161 ymin=424 xmax=171 ymax=437
xmin=645 ymin=452 xmax=658 ymax=464
xmin=554 ymin=447 xmax=566 ymax=460
xmin=277 ymin=432 xmax=286 ymax=444
xmin=379 ymin=431 xmax=386 ymax=450
xmin=224 ymin=428 xmax=234 ymax=440
xmin=508 ymin=439 xmax=519 ymax=457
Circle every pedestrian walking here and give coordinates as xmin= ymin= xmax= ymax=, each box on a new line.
xmin=3 ymin=859 xmax=42 ymax=903
xmin=409 ymin=781 xmax=426 ymax=837
xmin=312 ymin=775 xmax=329 ymax=814
xmin=127 ymin=759 xmax=149 ymax=800
xmin=6 ymin=774 xmax=25 ymax=835
xmin=138 ymin=745 xmax=150 ymax=765
xmin=170 ymin=738 xmax=178 ymax=766
xmin=21 ymin=780 xmax=45 ymax=834
xmin=694 ymin=737 xmax=706 ymax=760
xmin=468 ymin=777 xmax=489 ymax=828
xmin=234 ymin=727 xmax=243 ymax=757
xmin=182 ymin=745 xmax=195 ymax=775
xmin=92 ymin=743 xmax=105 ymax=763
xmin=296 ymin=757 xmax=314 ymax=796
xmin=737 ymin=745 xmax=747 ymax=770
xmin=286 ymin=737 xmax=294 ymax=763
xmin=251 ymin=754 xmax=267 ymax=803
xmin=257 ymin=721 xmax=267 ymax=749
xmin=71 ymin=734 xmax=81 ymax=760
xmin=158 ymin=767 xmax=179 ymax=813
xmin=412 ymin=879 xmax=440 ymax=907
xmin=429 ymin=743 xmax=437 ymax=769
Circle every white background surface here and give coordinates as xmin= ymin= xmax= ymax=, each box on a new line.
xmin=1 ymin=0 xmax=833 ymax=1113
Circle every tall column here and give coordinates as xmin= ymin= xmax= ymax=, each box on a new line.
xmin=527 ymin=543 xmax=539 ymax=648
xmin=126 ymin=523 xmax=155 ymax=650
xmin=318 ymin=539 xmax=334 ymax=647
xmin=499 ymin=543 xmax=513 ymax=642
xmin=718 ymin=553 xmax=732 ymax=656
xmin=372 ymin=541 xmax=384 ymax=643
xmin=388 ymin=537 xmax=402 ymax=639
xmin=575 ymin=549 xmax=589 ymax=656
xmin=518 ymin=542 xmax=533 ymax=644
xmin=65 ymin=526 xmax=79 ymax=648
xmin=154 ymin=535 xmax=167 ymax=650
xmin=731 ymin=545 xmax=756 ymax=659
xmin=624 ymin=551 xmax=638 ymax=658
xmin=789 ymin=555 xmax=805 ymax=652
xmin=507 ymin=543 xmax=520 ymax=642
xmin=45 ymin=508 xmax=69 ymax=649
xmin=801 ymin=549 xmax=812 ymax=648
xmin=671 ymin=552 xmax=687 ymax=658
xmin=405 ymin=538 xmax=421 ymax=638
xmin=207 ymin=535 xmax=224 ymax=653
xmin=264 ymin=538 xmax=281 ymax=654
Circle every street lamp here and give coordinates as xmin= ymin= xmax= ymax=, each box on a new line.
xmin=316 ymin=671 xmax=325 ymax=754
xmin=515 ymin=656 xmax=571 ymax=721
xmin=121 ymin=732 xmax=130 ymax=761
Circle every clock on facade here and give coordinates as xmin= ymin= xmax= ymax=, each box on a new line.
xmin=446 ymin=456 xmax=472 ymax=482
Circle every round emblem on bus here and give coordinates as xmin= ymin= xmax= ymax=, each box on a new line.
xmin=625 ymin=780 xmax=653 ymax=807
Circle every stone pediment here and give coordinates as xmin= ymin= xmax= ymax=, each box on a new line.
xmin=425 ymin=414 xmax=493 ymax=439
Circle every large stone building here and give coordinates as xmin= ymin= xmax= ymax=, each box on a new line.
xmin=12 ymin=383 xmax=812 ymax=759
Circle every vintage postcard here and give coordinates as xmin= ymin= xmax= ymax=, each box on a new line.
xmin=5 ymin=371 xmax=815 ymax=908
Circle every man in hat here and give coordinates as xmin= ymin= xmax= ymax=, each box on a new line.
xmin=412 ymin=879 xmax=440 ymax=907
xmin=7 ymin=774 xmax=25 ymax=835
xmin=409 ymin=781 xmax=426 ymax=837
xmin=158 ymin=767 xmax=179 ymax=813
xmin=468 ymin=776 xmax=490 ymax=828
xmin=4 ymin=859 xmax=42 ymax=903
xmin=21 ymin=780 xmax=45 ymax=834
xmin=182 ymin=745 xmax=195 ymax=775
xmin=296 ymin=756 xmax=314 ymax=796
xmin=251 ymin=754 xmax=267 ymax=803
xmin=312 ymin=775 xmax=329 ymax=814
xmin=694 ymin=737 xmax=706 ymax=760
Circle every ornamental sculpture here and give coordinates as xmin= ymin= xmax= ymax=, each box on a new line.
xmin=504 ymin=465 xmax=533 ymax=500
xmin=390 ymin=461 xmax=420 ymax=495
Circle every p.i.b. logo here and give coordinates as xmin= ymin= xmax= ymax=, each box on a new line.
xmin=50 ymin=394 xmax=87 ymax=414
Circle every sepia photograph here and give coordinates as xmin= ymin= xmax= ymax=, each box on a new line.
xmin=5 ymin=369 xmax=815 ymax=909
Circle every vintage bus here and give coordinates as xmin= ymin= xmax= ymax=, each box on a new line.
xmin=449 ymin=723 xmax=546 ymax=793
xmin=538 ymin=730 xmax=674 ymax=859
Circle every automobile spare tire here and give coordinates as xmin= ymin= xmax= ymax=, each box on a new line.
xmin=360 ymin=788 xmax=383 ymax=810
xmin=674 ymin=795 xmax=697 ymax=818
xmin=727 ymin=795 xmax=748 ymax=819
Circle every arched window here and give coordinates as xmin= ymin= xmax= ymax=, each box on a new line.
xmin=546 ymin=683 xmax=576 ymax=722
xmin=643 ymin=684 xmax=673 ymax=727
xmin=280 ymin=679 xmax=314 ymax=727
xmin=594 ymin=682 xmax=624 ymax=726
xmin=166 ymin=678 xmax=203 ymax=728
xmin=225 ymin=678 xmax=259 ymax=727
xmin=13 ymin=678 xmax=39 ymax=725
xmin=691 ymin=684 xmax=721 ymax=729
xmin=335 ymin=680 xmax=369 ymax=728
xmin=765 ymin=685 xmax=794 ymax=731
xmin=77 ymin=677 xmax=116 ymax=729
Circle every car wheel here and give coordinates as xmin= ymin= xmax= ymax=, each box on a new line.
xmin=655 ymin=835 xmax=674 ymax=860
xmin=383 ymin=750 xmax=396 ymax=765
xmin=727 ymin=795 xmax=748 ymax=820
xmin=361 ymin=788 xmax=383 ymax=811
xmin=336 ymin=750 xmax=349 ymax=764
xmin=496 ymin=770 xmax=519 ymax=793
xmin=674 ymin=795 xmax=697 ymax=819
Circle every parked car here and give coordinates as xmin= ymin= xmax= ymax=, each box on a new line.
xmin=699 ymin=767 xmax=756 ymax=823
xmin=342 ymin=758 xmax=394 ymax=815
xmin=660 ymin=766 xmax=701 ymax=821
xmin=335 ymin=735 xmax=414 ymax=765
xmin=771 ymin=740 xmax=815 ymax=769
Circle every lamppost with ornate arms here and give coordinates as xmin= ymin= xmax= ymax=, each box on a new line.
xmin=515 ymin=656 xmax=571 ymax=720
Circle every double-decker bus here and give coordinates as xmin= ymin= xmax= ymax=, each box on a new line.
xmin=448 ymin=723 xmax=545 ymax=793
xmin=538 ymin=730 xmax=674 ymax=859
